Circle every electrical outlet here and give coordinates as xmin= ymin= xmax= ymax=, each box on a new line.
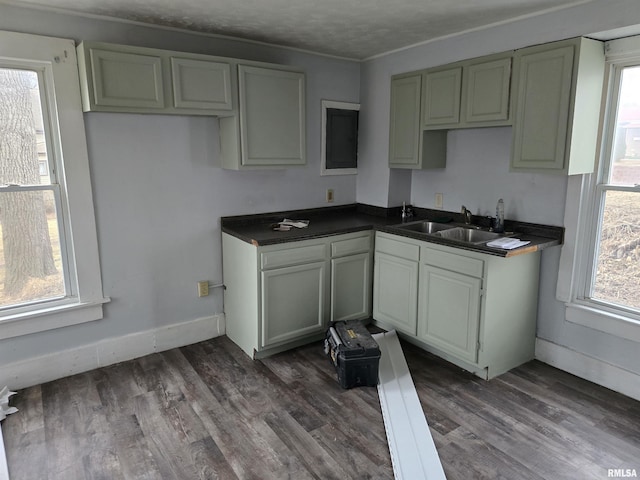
xmin=326 ymin=189 xmax=334 ymax=203
xmin=435 ymin=193 xmax=443 ymax=209
xmin=197 ymin=281 xmax=209 ymax=297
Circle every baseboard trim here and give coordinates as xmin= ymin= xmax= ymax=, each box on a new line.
xmin=535 ymin=338 xmax=640 ymax=402
xmin=1 ymin=313 xmax=225 ymax=390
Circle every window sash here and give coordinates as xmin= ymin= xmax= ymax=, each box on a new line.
xmin=0 ymin=184 xmax=73 ymax=313
xmin=0 ymin=62 xmax=73 ymax=314
xmin=582 ymin=59 xmax=640 ymax=316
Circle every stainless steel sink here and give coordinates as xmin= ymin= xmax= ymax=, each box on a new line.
xmin=396 ymin=221 xmax=455 ymax=234
xmin=434 ymin=227 xmax=506 ymax=244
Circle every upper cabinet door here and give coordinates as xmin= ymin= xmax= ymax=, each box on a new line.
xmin=511 ymin=45 xmax=574 ymax=171
xmin=463 ymin=56 xmax=512 ymax=124
xmin=422 ymin=67 xmax=462 ymax=127
xmin=89 ymin=48 xmax=165 ymax=109
xmin=170 ymin=57 xmax=232 ymax=111
xmin=389 ymin=74 xmax=422 ymax=168
xmin=511 ymin=38 xmax=604 ymax=174
xmin=238 ymin=65 xmax=306 ymax=167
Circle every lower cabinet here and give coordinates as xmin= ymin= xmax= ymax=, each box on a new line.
xmin=372 ymin=235 xmax=419 ymax=334
xmin=418 ymin=261 xmax=482 ymax=364
xmin=223 ymin=230 xmax=372 ymax=358
xmin=261 ymin=261 xmax=327 ymax=347
xmin=373 ymin=231 xmax=541 ymax=379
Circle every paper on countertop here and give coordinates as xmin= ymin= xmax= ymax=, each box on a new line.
xmin=0 ymin=386 xmax=17 ymax=421
xmin=279 ymin=218 xmax=310 ymax=228
xmin=486 ymin=237 xmax=531 ymax=250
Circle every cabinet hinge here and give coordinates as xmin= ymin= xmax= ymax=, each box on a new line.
xmin=479 ymin=288 xmax=485 ymax=297
xmin=477 ymin=340 xmax=482 ymax=351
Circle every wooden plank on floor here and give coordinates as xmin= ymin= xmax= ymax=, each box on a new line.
xmin=373 ymin=330 xmax=446 ymax=480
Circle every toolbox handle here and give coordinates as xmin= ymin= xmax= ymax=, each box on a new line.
xmin=329 ymin=327 xmax=342 ymax=347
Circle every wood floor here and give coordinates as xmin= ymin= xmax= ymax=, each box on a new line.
xmin=3 ymin=334 xmax=640 ymax=479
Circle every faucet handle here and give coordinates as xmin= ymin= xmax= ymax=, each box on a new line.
xmin=461 ymin=205 xmax=472 ymax=224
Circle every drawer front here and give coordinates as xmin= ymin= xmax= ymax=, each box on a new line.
xmin=375 ymin=234 xmax=420 ymax=262
xmin=331 ymin=234 xmax=371 ymax=258
xmin=261 ymin=243 xmax=326 ymax=270
xmin=422 ymin=248 xmax=484 ymax=278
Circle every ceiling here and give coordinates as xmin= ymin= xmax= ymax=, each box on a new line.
xmin=8 ymin=0 xmax=597 ymax=59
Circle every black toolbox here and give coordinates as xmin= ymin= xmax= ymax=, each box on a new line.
xmin=324 ymin=320 xmax=381 ymax=389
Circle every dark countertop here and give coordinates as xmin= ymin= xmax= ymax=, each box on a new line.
xmin=221 ymin=204 xmax=563 ymax=258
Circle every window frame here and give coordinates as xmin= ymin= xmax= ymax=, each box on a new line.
xmin=558 ymin=35 xmax=640 ymax=341
xmin=0 ymin=30 xmax=107 ymax=340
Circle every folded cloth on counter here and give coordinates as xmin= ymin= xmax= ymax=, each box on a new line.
xmin=486 ymin=237 xmax=531 ymax=250
xmin=279 ymin=219 xmax=310 ymax=228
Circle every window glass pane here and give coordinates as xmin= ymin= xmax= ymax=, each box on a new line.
xmin=609 ymin=65 xmax=640 ymax=186
xmin=0 ymin=190 xmax=65 ymax=308
xmin=591 ymin=190 xmax=640 ymax=310
xmin=0 ymin=67 xmax=51 ymax=186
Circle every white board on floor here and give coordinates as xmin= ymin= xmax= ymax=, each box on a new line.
xmin=0 ymin=426 xmax=9 ymax=480
xmin=373 ymin=330 xmax=446 ymax=480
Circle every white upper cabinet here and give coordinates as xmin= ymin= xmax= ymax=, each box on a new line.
xmin=219 ymin=65 xmax=306 ymax=169
xmin=239 ymin=65 xmax=306 ymax=167
xmin=86 ymin=48 xmax=165 ymax=109
xmin=76 ymin=41 xmax=307 ymax=170
xmin=510 ymin=37 xmax=605 ymax=174
xmin=170 ymin=57 xmax=232 ymax=111
xmin=389 ymin=73 xmax=446 ymax=170
xmin=421 ymin=53 xmax=513 ymax=130
xmin=462 ymin=55 xmax=512 ymax=125
xmin=422 ymin=66 xmax=462 ymax=127
xmin=77 ymin=42 xmax=235 ymax=116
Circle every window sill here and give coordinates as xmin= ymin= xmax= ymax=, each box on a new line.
xmin=0 ymin=298 xmax=111 ymax=341
xmin=565 ymin=301 xmax=640 ymax=343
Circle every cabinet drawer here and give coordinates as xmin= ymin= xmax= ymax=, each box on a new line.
xmin=331 ymin=234 xmax=371 ymax=258
xmin=261 ymin=243 xmax=326 ymax=270
xmin=375 ymin=235 xmax=420 ymax=261
xmin=422 ymin=248 xmax=484 ymax=278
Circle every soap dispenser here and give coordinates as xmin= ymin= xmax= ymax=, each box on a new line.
xmin=495 ymin=198 xmax=505 ymax=233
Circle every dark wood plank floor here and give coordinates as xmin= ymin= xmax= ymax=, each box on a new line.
xmin=3 ymin=335 xmax=640 ymax=479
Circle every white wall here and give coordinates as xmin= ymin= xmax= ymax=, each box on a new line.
xmin=358 ymin=0 xmax=640 ymax=385
xmin=0 ymin=4 xmax=360 ymax=372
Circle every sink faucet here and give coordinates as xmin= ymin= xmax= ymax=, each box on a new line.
xmin=401 ymin=202 xmax=414 ymax=221
xmin=461 ymin=205 xmax=472 ymax=224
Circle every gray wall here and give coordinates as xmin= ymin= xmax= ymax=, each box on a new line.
xmin=358 ymin=0 xmax=640 ymax=375
xmin=0 ymin=4 xmax=360 ymax=366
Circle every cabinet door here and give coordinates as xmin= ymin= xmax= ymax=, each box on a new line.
xmin=511 ymin=45 xmax=574 ymax=171
xmin=373 ymin=252 xmax=418 ymax=335
xmin=418 ymin=264 xmax=481 ymax=363
xmin=239 ymin=65 xmax=305 ymax=167
xmin=89 ymin=48 xmax=164 ymax=109
xmin=170 ymin=57 xmax=232 ymax=111
xmin=422 ymin=67 xmax=462 ymax=127
xmin=331 ymin=253 xmax=372 ymax=322
xmin=389 ymin=74 xmax=422 ymax=168
xmin=261 ymin=261 xmax=326 ymax=347
xmin=463 ymin=57 xmax=511 ymax=124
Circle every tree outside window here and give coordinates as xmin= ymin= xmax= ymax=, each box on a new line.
xmin=0 ymin=68 xmax=65 ymax=308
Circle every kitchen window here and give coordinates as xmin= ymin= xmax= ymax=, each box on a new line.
xmin=0 ymin=31 xmax=107 ymax=339
xmin=559 ymin=35 xmax=640 ymax=340
xmin=588 ymin=64 xmax=640 ymax=313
